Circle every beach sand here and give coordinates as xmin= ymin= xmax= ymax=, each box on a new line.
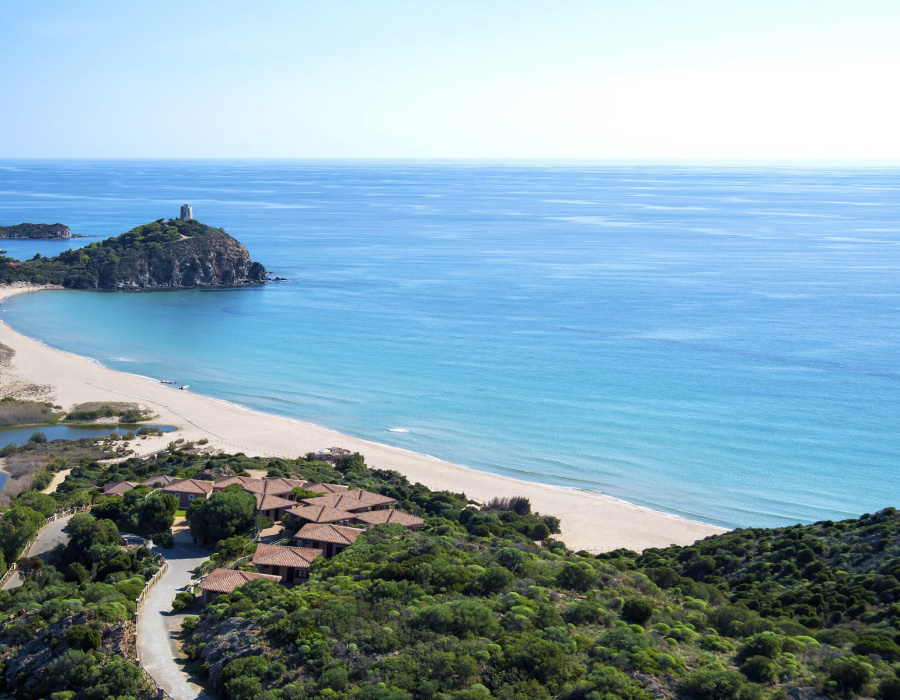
xmin=0 ymin=285 xmax=726 ymax=552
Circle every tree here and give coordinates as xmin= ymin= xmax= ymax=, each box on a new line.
xmin=737 ymin=631 xmax=783 ymax=661
xmin=622 ymin=599 xmax=655 ymax=625
xmin=0 ymin=505 xmax=44 ymax=564
xmin=827 ymin=658 xmax=873 ymax=698
xmin=679 ymin=668 xmax=761 ymax=700
xmin=187 ymin=488 xmax=256 ymax=545
xmin=16 ymin=555 xmax=43 ymax=579
xmin=13 ymin=491 xmax=57 ymax=517
xmin=66 ymin=514 xmax=119 ymax=553
xmin=740 ymin=655 xmax=777 ymax=683
xmin=135 ymin=492 xmax=178 ymax=538
xmin=878 ymin=677 xmax=900 ymax=700
xmin=64 ymin=625 xmax=101 ymax=651
xmin=557 ymin=562 xmax=598 ymax=592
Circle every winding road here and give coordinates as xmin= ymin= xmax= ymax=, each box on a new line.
xmin=2 ymin=513 xmax=74 ymax=590
xmin=2 ymin=511 xmax=210 ymax=700
xmin=137 ymin=519 xmax=211 ymax=700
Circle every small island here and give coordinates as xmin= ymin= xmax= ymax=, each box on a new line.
xmin=0 ymin=223 xmax=77 ymax=239
xmin=0 ymin=213 xmax=267 ymax=290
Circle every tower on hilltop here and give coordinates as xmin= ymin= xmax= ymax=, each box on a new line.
xmin=180 ymin=204 xmax=193 ymax=221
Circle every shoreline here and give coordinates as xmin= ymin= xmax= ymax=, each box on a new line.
xmin=0 ymin=284 xmax=727 ymax=552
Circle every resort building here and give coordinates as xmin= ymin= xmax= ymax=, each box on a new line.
xmin=242 ymin=477 xmax=308 ymax=499
xmin=255 ymin=493 xmax=295 ymax=520
xmin=213 ymin=476 xmax=309 ymax=500
xmin=303 ymin=482 xmax=350 ymax=494
xmin=161 ymin=479 xmax=215 ymax=508
xmin=313 ymin=447 xmax=351 ymax=462
xmin=286 ymin=504 xmax=356 ymax=525
xmin=352 ymin=509 xmax=425 ymax=531
xmin=103 ymin=481 xmax=141 ymax=497
xmin=300 ymin=490 xmax=396 ymax=513
xmin=142 ymin=475 xmax=180 ymax=488
xmin=198 ymin=568 xmax=280 ymax=604
xmin=295 ymin=523 xmax=363 ymax=558
xmin=211 ymin=476 xmax=260 ymax=490
xmin=251 ymin=544 xmax=323 ymax=584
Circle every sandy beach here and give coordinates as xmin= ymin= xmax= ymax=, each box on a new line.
xmin=0 ymin=285 xmax=726 ymax=552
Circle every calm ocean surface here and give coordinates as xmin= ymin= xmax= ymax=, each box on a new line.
xmin=0 ymin=160 xmax=897 ymax=528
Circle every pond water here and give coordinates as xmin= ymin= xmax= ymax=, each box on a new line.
xmin=0 ymin=424 xmax=176 ymax=493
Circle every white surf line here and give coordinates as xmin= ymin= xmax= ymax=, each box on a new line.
xmin=84 ymin=382 xmax=292 ymax=459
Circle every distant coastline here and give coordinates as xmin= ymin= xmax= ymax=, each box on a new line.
xmin=0 ymin=283 xmax=725 ymax=552
xmin=0 ymin=223 xmax=80 ymax=239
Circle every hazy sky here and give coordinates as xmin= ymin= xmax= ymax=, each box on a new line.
xmin=2 ymin=1 xmax=899 ymax=159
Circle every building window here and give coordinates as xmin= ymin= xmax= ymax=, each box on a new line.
xmin=188 ymin=494 xmax=194 ymax=501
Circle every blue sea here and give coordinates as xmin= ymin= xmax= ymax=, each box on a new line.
xmin=1 ymin=160 xmax=898 ymax=529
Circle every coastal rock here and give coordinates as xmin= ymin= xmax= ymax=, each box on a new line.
xmin=1 ymin=610 xmax=133 ymax=693
xmin=198 ymin=616 xmax=266 ymax=685
xmin=0 ymin=218 xmax=268 ymax=290
xmin=0 ymin=223 xmax=72 ymax=239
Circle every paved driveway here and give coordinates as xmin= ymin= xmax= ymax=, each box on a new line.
xmin=137 ymin=521 xmax=212 ymax=700
xmin=2 ymin=514 xmax=74 ymax=590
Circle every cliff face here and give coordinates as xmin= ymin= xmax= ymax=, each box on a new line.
xmin=92 ymin=226 xmax=268 ymax=290
xmin=0 ymin=223 xmax=72 ymax=239
xmin=0 ymin=219 xmax=268 ymax=290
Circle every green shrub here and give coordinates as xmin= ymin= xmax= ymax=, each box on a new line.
xmin=678 ymin=667 xmax=762 ymax=700
xmin=622 ymin=598 xmax=655 ymax=625
xmin=63 ymin=625 xmax=101 ymax=651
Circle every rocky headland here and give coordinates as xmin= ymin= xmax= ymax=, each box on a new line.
xmin=0 ymin=223 xmax=77 ymax=239
xmin=0 ymin=218 xmax=267 ymax=289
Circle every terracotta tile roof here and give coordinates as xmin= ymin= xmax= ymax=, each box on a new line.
xmin=252 ymin=544 xmax=323 ymax=568
xmin=303 ymin=483 xmax=350 ymax=494
xmin=346 ymin=489 xmax=397 ymax=505
xmin=300 ymin=493 xmax=393 ymax=512
xmin=244 ymin=478 xmax=308 ymax=496
xmin=142 ymin=475 xmax=179 ymax=487
xmin=296 ymin=523 xmax=364 ymax=546
xmin=199 ymin=568 xmax=281 ymax=594
xmin=162 ymin=479 xmax=215 ymax=495
xmin=287 ymin=505 xmax=355 ymax=523
xmin=353 ymin=509 xmax=425 ymax=528
xmin=255 ymin=493 xmax=295 ymax=512
xmin=103 ymin=481 xmax=141 ymax=496
xmin=213 ymin=476 xmax=260 ymax=490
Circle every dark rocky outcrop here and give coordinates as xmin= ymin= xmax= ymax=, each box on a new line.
xmin=0 ymin=218 xmax=268 ymax=290
xmin=1 ymin=609 xmax=134 ymax=695
xmin=0 ymin=223 xmax=74 ymax=239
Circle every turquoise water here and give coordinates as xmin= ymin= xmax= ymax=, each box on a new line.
xmin=1 ymin=161 xmax=898 ymax=528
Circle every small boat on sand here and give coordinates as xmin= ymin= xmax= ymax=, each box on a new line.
xmin=160 ymin=380 xmax=174 ymax=384
xmin=178 ymin=385 xmax=190 ymax=390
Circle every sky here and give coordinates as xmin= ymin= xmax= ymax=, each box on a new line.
xmin=1 ymin=1 xmax=899 ymax=159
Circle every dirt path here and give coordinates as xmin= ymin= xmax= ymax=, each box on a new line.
xmin=2 ymin=513 xmax=74 ymax=589
xmin=136 ymin=520 xmax=211 ymax=700
xmin=41 ymin=468 xmax=72 ymax=494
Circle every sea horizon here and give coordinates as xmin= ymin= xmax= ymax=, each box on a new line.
xmin=1 ymin=159 xmax=898 ymax=529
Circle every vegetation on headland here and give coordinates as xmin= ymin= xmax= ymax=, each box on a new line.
xmin=0 ymin=218 xmax=267 ymax=289
xmin=2 ymin=438 xmax=899 ymax=700
xmin=0 ymin=223 xmax=73 ymax=239
xmin=0 ymin=510 xmax=163 ymax=699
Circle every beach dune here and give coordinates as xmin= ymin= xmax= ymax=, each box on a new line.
xmin=0 ymin=285 xmax=725 ymax=552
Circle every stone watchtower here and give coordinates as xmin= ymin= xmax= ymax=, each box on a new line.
xmin=180 ymin=204 xmax=193 ymax=221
